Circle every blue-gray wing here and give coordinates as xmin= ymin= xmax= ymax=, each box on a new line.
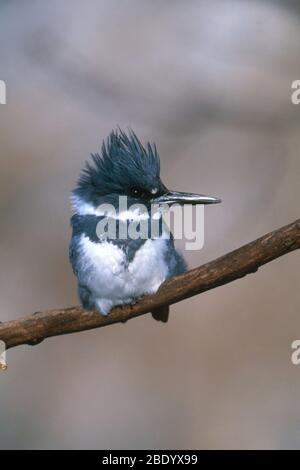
xmin=164 ymin=234 xmax=187 ymax=278
xmin=69 ymin=233 xmax=81 ymax=276
xmin=151 ymin=235 xmax=187 ymax=323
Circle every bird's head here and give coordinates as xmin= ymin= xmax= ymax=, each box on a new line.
xmin=72 ymin=129 xmax=221 ymax=215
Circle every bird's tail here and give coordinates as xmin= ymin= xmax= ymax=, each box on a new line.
xmin=151 ymin=305 xmax=169 ymax=323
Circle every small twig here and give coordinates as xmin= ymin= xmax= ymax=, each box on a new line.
xmin=0 ymin=219 xmax=299 ymax=350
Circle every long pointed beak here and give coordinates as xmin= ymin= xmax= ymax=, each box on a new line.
xmin=153 ymin=190 xmax=221 ymax=205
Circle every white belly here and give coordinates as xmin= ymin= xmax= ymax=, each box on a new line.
xmin=78 ymin=234 xmax=169 ymax=314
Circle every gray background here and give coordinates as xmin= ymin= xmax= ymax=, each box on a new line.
xmin=0 ymin=0 xmax=299 ymax=449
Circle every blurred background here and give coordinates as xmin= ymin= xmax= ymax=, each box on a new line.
xmin=0 ymin=0 xmax=299 ymax=449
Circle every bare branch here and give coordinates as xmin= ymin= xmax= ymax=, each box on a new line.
xmin=0 ymin=219 xmax=299 ymax=350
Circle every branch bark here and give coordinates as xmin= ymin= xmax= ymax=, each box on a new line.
xmin=0 ymin=219 xmax=299 ymax=350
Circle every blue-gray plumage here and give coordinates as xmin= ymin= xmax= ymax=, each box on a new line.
xmin=70 ymin=129 xmax=220 ymax=322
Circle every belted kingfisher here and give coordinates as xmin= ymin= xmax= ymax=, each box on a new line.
xmin=70 ymin=129 xmax=221 ymax=322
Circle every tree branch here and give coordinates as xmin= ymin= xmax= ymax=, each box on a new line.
xmin=0 ymin=219 xmax=299 ymax=351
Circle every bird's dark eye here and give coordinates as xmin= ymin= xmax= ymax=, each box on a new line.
xmin=131 ymin=188 xmax=146 ymax=198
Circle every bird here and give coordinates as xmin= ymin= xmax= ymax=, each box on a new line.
xmin=69 ymin=129 xmax=221 ymax=322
